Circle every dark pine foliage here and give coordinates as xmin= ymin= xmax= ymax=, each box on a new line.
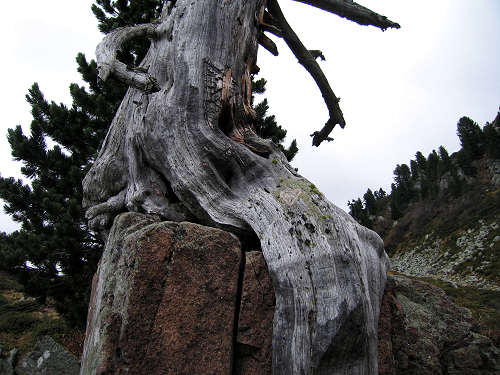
xmin=0 ymin=0 xmax=299 ymax=326
xmin=348 ymin=111 xmax=498 ymax=227
xmin=252 ymin=78 xmax=299 ymax=161
xmin=0 ymin=0 xmax=164 ymax=327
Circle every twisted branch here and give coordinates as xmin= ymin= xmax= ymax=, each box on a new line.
xmin=96 ymin=23 xmax=161 ymax=93
xmin=268 ymin=0 xmax=345 ymax=146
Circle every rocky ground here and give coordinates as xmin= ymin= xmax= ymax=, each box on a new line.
xmin=379 ymin=274 xmax=500 ymax=375
xmin=391 ymin=216 xmax=500 ymax=290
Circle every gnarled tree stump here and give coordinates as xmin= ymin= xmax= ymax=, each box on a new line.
xmin=82 ymin=1 xmax=397 ymax=373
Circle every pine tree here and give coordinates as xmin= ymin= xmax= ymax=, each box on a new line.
xmin=0 ymin=0 xmax=298 ymax=326
xmin=363 ymin=188 xmax=377 ymax=216
xmin=390 ymin=183 xmax=403 ymax=220
xmin=456 ymin=116 xmax=485 ymax=170
xmin=409 ymin=159 xmax=419 ymax=180
xmin=348 ymin=198 xmax=371 ymax=228
xmin=414 ymin=151 xmax=429 ymax=198
xmin=374 ymin=188 xmax=386 ymax=201
xmin=251 ymin=78 xmax=298 ymax=161
xmin=426 ymin=150 xmax=440 ymax=197
xmin=0 ymin=0 xmax=164 ymax=326
xmin=438 ymin=145 xmax=452 ymax=173
xmin=483 ymin=111 xmax=500 ymax=159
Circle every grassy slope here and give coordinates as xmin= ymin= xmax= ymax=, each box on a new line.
xmin=0 ymin=271 xmax=85 ymax=358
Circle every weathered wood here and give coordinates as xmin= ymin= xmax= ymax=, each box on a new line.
xmin=292 ymin=0 xmax=400 ymax=30
xmin=83 ymin=1 xmax=393 ymax=373
xmin=96 ymin=23 xmax=161 ymax=93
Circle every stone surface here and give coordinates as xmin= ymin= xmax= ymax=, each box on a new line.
xmin=390 ymin=217 xmax=500 ymax=290
xmin=80 ymin=213 xmax=242 ymax=375
xmin=234 ymin=251 xmax=275 ymax=375
xmin=83 ymin=1 xmax=391 ymax=372
xmin=15 ymin=336 xmax=79 ymax=375
xmin=378 ymin=275 xmax=500 ymax=375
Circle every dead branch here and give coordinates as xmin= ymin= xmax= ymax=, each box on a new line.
xmin=96 ymin=23 xmax=161 ymax=93
xmin=267 ymin=0 xmax=345 ymax=146
xmin=309 ymin=50 xmax=325 ymax=61
xmin=293 ymin=0 xmax=400 ymax=30
xmin=258 ymin=32 xmax=279 ymax=56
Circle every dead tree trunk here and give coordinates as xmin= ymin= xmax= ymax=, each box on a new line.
xmin=83 ymin=1 xmax=398 ymax=374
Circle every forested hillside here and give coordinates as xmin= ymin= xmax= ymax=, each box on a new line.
xmin=349 ymin=110 xmax=500 ymax=341
xmin=350 ymin=111 xmax=499 ymax=248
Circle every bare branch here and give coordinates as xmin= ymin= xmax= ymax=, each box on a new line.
xmin=309 ymin=50 xmax=325 ymax=61
xmin=267 ymin=0 xmax=345 ymax=146
xmin=96 ymin=23 xmax=161 ymax=93
xmin=258 ymin=9 xmax=283 ymax=37
xmin=258 ymin=32 xmax=279 ymax=56
xmin=293 ymin=0 xmax=400 ymax=30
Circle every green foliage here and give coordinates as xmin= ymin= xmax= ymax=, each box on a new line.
xmin=457 ymin=116 xmax=485 ymax=160
xmin=348 ymin=198 xmax=371 ymax=227
xmin=483 ymin=112 xmax=500 ymax=159
xmin=0 ymin=312 xmax=39 ymax=334
xmin=0 ymin=0 xmax=300 ymax=327
xmin=456 ymin=116 xmax=485 ymax=176
xmin=363 ymin=188 xmax=377 ymax=216
xmin=0 ymin=0 xmax=161 ymax=327
xmin=251 ymin=78 xmax=298 ymax=161
xmin=349 ymin=111 xmax=499 ymax=228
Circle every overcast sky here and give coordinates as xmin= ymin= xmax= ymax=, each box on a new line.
xmin=1 ymin=0 xmax=499 ymax=233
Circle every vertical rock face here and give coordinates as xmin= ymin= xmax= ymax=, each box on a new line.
xmin=80 ymin=213 xmax=243 ymax=375
xmin=234 ymin=251 xmax=275 ymax=375
xmin=81 ymin=211 xmax=389 ymax=374
xmin=377 ymin=275 xmax=500 ymax=375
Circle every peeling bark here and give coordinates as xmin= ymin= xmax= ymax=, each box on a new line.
xmin=83 ymin=1 xmax=395 ymax=373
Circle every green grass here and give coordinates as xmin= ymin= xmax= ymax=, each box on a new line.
xmin=0 ymin=271 xmax=85 ymax=357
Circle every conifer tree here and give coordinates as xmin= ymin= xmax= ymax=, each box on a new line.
xmin=0 ymin=0 xmax=163 ymax=326
xmin=438 ymin=145 xmax=452 ymax=173
xmin=251 ymin=78 xmax=298 ymax=161
xmin=374 ymin=188 xmax=386 ymax=200
xmin=483 ymin=111 xmax=500 ymax=159
xmin=347 ymin=198 xmax=371 ymax=228
xmin=0 ymin=0 xmax=298 ymax=326
xmin=456 ymin=116 xmax=485 ymax=172
xmin=415 ymin=151 xmax=429 ymax=198
xmin=390 ymin=183 xmax=403 ymax=220
xmin=363 ymin=188 xmax=377 ymax=216
xmin=426 ymin=150 xmax=440 ymax=197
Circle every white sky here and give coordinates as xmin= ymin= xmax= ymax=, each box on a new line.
xmin=1 ymin=0 xmax=499 ymax=233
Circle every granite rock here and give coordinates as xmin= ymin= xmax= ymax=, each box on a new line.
xmin=16 ymin=336 xmax=79 ymax=375
xmin=80 ymin=213 xmax=242 ymax=375
xmin=378 ymin=275 xmax=500 ymax=375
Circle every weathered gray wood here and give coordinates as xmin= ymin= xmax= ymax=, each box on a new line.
xmin=292 ymin=0 xmax=400 ymax=30
xmin=96 ymin=23 xmax=160 ymax=93
xmin=83 ymin=1 xmax=394 ymax=373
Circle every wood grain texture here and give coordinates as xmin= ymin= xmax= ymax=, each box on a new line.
xmin=83 ymin=1 xmax=391 ymax=373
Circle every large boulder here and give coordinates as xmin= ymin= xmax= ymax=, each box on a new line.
xmin=15 ymin=336 xmax=79 ymax=375
xmin=80 ymin=213 xmax=243 ymax=375
xmin=82 ymin=212 xmax=390 ymax=374
xmin=378 ymin=275 xmax=500 ymax=375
